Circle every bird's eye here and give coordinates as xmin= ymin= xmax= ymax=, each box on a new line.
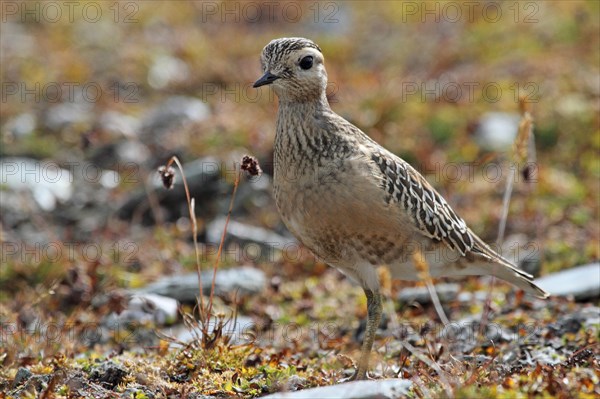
xmin=299 ymin=55 xmax=313 ymax=70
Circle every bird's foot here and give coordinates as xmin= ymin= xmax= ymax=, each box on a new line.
xmin=339 ymin=367 xmax=377 ymax=382
xmin=337 ymin=356 xmax=372 ymax=382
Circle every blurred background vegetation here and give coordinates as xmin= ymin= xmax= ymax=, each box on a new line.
xmin=2 ymin=1 xmax=598 ymax=274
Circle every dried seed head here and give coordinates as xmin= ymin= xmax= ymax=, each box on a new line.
xmin=522 ymin=164 xmax=535 ymax=183
xmin=158 ymin=165 xmax=176 ymax=189
xmin=241 ymin=155 xmax=262 ymax=177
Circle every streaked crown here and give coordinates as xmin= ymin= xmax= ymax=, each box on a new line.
xmin=255 ymin=37 xmax=327 ymax=102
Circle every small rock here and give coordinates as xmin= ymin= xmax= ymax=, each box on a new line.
xmin=442 ymin=314 xmax=514 ymax=346
xmin=397 ymin=283 xmax=459 ymax=304
xmin=0 ymin=190 xmax=37 ymax=230
xmin=527 ymin=346 xmax=563 ymax=366
xmin=474 ymin=112 xmax=520 ymax=151
xmin=148 ymin=55 xmax=190 ymax=89
xmin=113 ymin=293 xmax=179 ymax=325
xmin=44 ymin=101 xmax=92 ymax=131
xmin=139 ymin=266 xmax=266 ymax=303
xmin=65 ymin=374 xmax=87 ymax=392
xmin=117 ymin=157 xmax=222 ymax=224
xmin=99 ymin=111 xmax=141 ymax=138
xmin=116 ymin=140 xmax=151 ymax=164
xmin=89 ymin=361 xmax=128 ymax=389
xmin=4 ymin=112 xmax=36 ymax=138
xmin=282 ymin=375 xmax=307 ymax=391
xmin=579 ymin=306 xmax=600 ymax=327
xmin=502 ymin=350 xmax=518 ymax=364
xmin=206 ymin=218 xmax=297 ymax=262
xmin=12 ymin=367 xmax=32 ymax=388
xmin=535 ymin=263 xmax=600 ymax=301
xmin=262 ymin=379 xmax=412 ymax=399
xmin=166 ymin=315 xmax=255 ymax=347
xmin=141 ymin=95 xmax=209 ymax=139
xmin=456 ymin=291 xmax=494 ymax=303
xmin=0 ymin=157 xmax=73 ymax=211
xmin=10 ymin=375 xmax=50 ymax=397
xmin=120 ymin=386 xmax=156 ymax=399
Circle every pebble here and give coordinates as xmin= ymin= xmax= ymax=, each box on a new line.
xmin=535 ymin=263 xmax=600 ymax=301
xmin=139 ymin=266 xmax=266 ymax=303
xmin=117 ymin=293 xmax=179 ymax=325
xmin=206 ymin=217 xmax=297 ymax=262
xmin=397 ymin=283 xmax=459 ymax=304
xmin=166 ymin=315 xmax=255 ymax=347
xmin=474 ymin=112 xmax=520 ymax=151
xmin=262 ymin=379 xmax=412 ymax=399
xmin=0 ymin=157 xmax=73 ymax=211
xmin=11 ymin=368 xmax=32 ymax=389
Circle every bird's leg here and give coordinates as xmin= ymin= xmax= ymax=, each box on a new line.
xmin=352 ymin=288 xmax=383 ymax=380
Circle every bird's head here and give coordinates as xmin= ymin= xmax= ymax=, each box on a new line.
xmin=253 ymin=37 xmax=327 ymax=103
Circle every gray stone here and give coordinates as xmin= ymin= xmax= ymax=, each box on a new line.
xmin=12 ymin=368 xmax=32 ymax=388
xmin=527 ymin=346 xmax=563 ymax=366
xmin=206 ymin=217 xmax=297 ymax=262
xmin=113 ymin=293 xmax=179 ymax=325
xmin=44 ymin=100 xmax=92 ymax=131
xmin=117 ymin=156 xmax=223 ymax=224
xmin=4 ymin=112 xmax=36 ymax=138
xmin=397 ymin=283 xmax=459 ymax=304
xmin=9 ymin=374 xmax=51 ymax=397
xmin=262 ymin=379 xmax=412 ymax=399
xmin=475 ymin=112 xmax=520 ymax=151
xmin=456 ymin=291 xmax=497 ymax=303
xmin=89 ymin=361 xmax=128 ymax=389
xmin=120 ymin=386 xmax=156 ymax=399
xmin=139 ymin=266 xmax=266 ymax=303
xmin=0 ymin=157 xmax=73 ymax=211
xmin=141 ymin=95 xmax=209 ymax=139
xmin=148 ymin=55 xmax=190 ymax=89
xmin=115 ymin=140 xmax=150 ymax=164
xmin=165 ymin=315 xmax=255 ymax=347
xmin=281 ymin=375 xmax=308 ymax=391
xmin=579 ymin=306 xmax=600 ymax=327
xmin=535 ymin=263 xmax=600 ymax=301
xmin=99 ymin=111 xmax=141 ymax=138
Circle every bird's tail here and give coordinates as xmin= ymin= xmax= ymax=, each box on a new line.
xmin=466 ymin=234 xmax=549 ymax=298
xmin=484 ymin=261 xmax=549 ymax=298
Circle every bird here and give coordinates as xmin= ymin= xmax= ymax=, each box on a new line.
xmin=253 ymin=37 xmax=549 ymax=380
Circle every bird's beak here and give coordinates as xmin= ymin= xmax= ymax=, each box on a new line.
xmin=253 ymin=71 xmax=280 ymax=88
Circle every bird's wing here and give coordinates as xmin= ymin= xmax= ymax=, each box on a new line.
xmin=367 ymin=146 xmax=490 ymax=258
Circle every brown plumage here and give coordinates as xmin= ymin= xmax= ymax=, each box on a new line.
xmin=254 ymin=37 xmax=549 ymax=380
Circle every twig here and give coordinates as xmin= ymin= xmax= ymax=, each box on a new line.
xmin=497 ymin=164 xmax=515 ymax=245
xmin=412 ymin=250 xmax=450 ymax=326
xmin=402 ymin=339 xmax=454 ymax=398
xmin=206 ymin=167 xmax=242 ymax=323
xmin=481 ymin=101 xmax=534 ymax=337
xmin=165 ymin=156 xmax=206 ymax=323
xmin=425 ymin=282 xmax=450 ymax=326
xmin=158 ymin=155 xmax=260 ymax=348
